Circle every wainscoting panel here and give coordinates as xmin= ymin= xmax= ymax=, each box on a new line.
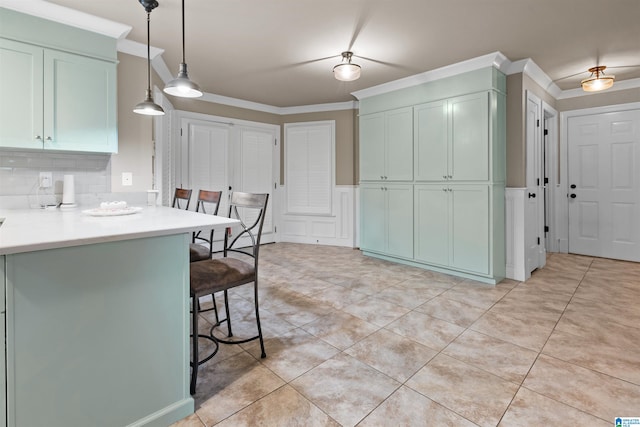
xmin=505 ymin=187 xmax=526 ymax=281
xmin=278 ymin=185 xmax=356 ymax=247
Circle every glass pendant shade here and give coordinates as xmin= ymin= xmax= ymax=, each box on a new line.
xmin=581 ymin=66 xmax=615 ymax=92
xmin=333 ymin=51 xmax=361 ymax=82
xmin=164 ymin=63 xmax=202 ymax=97
xmin=164 ymin=0 xmax=203 ymax=98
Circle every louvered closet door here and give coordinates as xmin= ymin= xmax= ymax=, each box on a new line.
xmin=234 ymin=127 xmax=277 ymax=244
xmin=183 ymin=119 xmax=230 ymax=213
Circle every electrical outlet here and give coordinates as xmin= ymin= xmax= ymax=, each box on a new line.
xmin=39 ymin=172 xmax=52 ymax=188
xmin=122 ymin=172 xmax=133 ymax=186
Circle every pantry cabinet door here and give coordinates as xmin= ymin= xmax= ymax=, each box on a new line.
xmin=360 ymin=113 xmax=385 ymax=181
xmin=360 ymin=185 xmax=386 ymax=253
xmin=385 ymin=107 xmax=413 ymax=181
xmin=414 ymin=185 xmax=449 ymax=266
xmin=449 ymin=92 xmax=489 ymax=181
xmin=414 ymin=100 xmax=448 ymax=181
xmin=450 ymin=185 xmax=489 ymax=274
xmin=386 ymin=184 xmax=414 ymax=258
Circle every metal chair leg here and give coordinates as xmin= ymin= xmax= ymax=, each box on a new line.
xmin=254 ymin=282 xmax=266 ymax=358
xmin=223 ymin=289 xmax=233 ymax=337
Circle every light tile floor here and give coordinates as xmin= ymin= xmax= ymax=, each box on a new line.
xmin=173 ymin=243 xmax=640 ymax=427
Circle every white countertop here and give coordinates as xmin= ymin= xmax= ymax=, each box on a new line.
xmin=0 ymin=206 xmax=239 ymax=255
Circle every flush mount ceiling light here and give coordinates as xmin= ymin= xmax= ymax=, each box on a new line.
xmin=163 ymin=0 xmax=202 ymax=98
xmin=333 ymin=51 xmax=361 ymax=82
xmin=134 ymin=0 xmax=165 ymax=116
xmin=581 ymin=65 xmax=615 ymax=92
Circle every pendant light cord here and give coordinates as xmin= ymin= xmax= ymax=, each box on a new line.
xmin=181 ymin=0 xmax=186 ymax=63
xmin=146 ymin=11 xmax=152 ymax=92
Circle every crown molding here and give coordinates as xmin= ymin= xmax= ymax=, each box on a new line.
xmin=118 ymin=39 xmax=164 ymax=60
xmin=1 ymin=0 xmax=131 ymax=39
xmin=351 ymin=51 xmax=511 ymax=100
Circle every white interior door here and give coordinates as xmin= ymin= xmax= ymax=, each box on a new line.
xmin=568 ymin=109 xmax=640 ymax=261
xmin=525 ymin=92 xmax=545 ymax=275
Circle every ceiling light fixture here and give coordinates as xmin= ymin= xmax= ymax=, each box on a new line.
xmin=163 ymin=0 xmax=202 ymax=98
xmin=333 ymin=51 xmax=361 ymax=82
xmin=134 ymin=0 xmax=165 ymax=116
xmin=581 ymin=66 xmax=615 ymax=92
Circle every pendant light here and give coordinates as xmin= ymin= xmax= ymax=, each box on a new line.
xmin=164 ymin=0 xmax=202 ymax=98
xmin=581 ymin=66 xmax=615 ymax=92
xmin=333 ymin=51 xmax=361 ymax=82
xmin=134 ymin=0 xmax=165 ymax=116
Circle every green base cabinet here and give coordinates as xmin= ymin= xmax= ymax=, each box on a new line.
xmin=361 ymin=184 xmax=413 ymax=259
xmin=359 ymin=67 xmax=506 ymax=284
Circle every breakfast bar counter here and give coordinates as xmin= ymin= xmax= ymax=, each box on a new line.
xmin=0 ymin=206 xmax=238 ymax=427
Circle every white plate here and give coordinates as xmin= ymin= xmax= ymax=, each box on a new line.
xmin=82 ymin=207 xmax=143 ymax=217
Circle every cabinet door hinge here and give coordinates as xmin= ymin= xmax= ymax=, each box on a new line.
xmin=536 ymin=119 xmax=540 ymax=127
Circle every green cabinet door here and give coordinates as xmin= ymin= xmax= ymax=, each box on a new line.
xmin=414 ymin=100 xmax=447 ymax=181
xmin=360 ymin=113 xmax=385 ymax=181
xmin=449 ymin=92 xmax=489 ymax=181
xmin=360 ymin=184 xmax=386 ymax=252
xmin=414 ymin=184 xmax=449 ymax=266
xmin=44 ymin=49 xmax=117 ymax=153
xmin=450 ymin=185 xmax=489 ymax=274
xmin=0 ymin=39 xmax=44 ymax=149
xmin=386 ymin=184 xmax=413 ymax=258
xmin=385 ymin=107 xmax=413 ymax=181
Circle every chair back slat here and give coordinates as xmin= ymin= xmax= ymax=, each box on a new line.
xmin=172 ymin=188 xmax=193 ymax=210
xmin=224 ymin=192 xmax=269 ymax=262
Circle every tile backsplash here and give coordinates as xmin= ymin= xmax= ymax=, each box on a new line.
xmin=0 ymin=149 xmax=111 ymax=208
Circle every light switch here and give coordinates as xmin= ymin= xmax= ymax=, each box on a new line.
xmin=122 ymin=172 xmax=133 ymax=186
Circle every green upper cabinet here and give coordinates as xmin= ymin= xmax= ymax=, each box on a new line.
xmin=0 ymin=39 xmax=117 ymax=153
xmin=0 ymin=8 xmax=118 ymax=154
xmin=360 ymin=106 xmax=413 ymax=181
xmin=415 ymin=92 xmax=489 ymax=182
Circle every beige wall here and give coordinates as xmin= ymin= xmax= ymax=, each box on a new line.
xmin=112 ymin=53 xmax=154 ymax=192
xmin=506 ymin=74 xmax=525 ymax=187
xmin=557 ymin=87 xmax=640 ymax=112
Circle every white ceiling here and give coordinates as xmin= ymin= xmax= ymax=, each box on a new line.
xmin=25 ymin=0 xmax=640 ymax=107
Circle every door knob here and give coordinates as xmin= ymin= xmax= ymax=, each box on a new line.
xmin=570 ymin=184 xmax=576 ymax=189
xmin=528 ymin=193 xmax=536 ymax=198
xmin=570 ymin=194 xmax=577 ymax=199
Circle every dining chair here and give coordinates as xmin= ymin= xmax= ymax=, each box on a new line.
xmin=189 ymin=190 xmax=223 ymax=262
xmin=189 ymin=191 xmax=269 ymax=395
xmin=172 ymin=188 xmax=192 ymax=210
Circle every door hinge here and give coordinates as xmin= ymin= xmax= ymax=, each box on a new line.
xmin=544 ymin=226 xmax=549 ymax=232
xmin=544 ymin=177 xmax=549 ymax=184
xmin=544 ymin=128 xmax=548 ymax=135
xmin=536 ymin=119 xmax=540 ymax=127
xmin=537 ymin=237 xmax=541 ymax=245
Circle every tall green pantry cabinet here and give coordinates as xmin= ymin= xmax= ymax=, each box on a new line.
xmin=358 ymin=67 xmax=506 ymax=284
